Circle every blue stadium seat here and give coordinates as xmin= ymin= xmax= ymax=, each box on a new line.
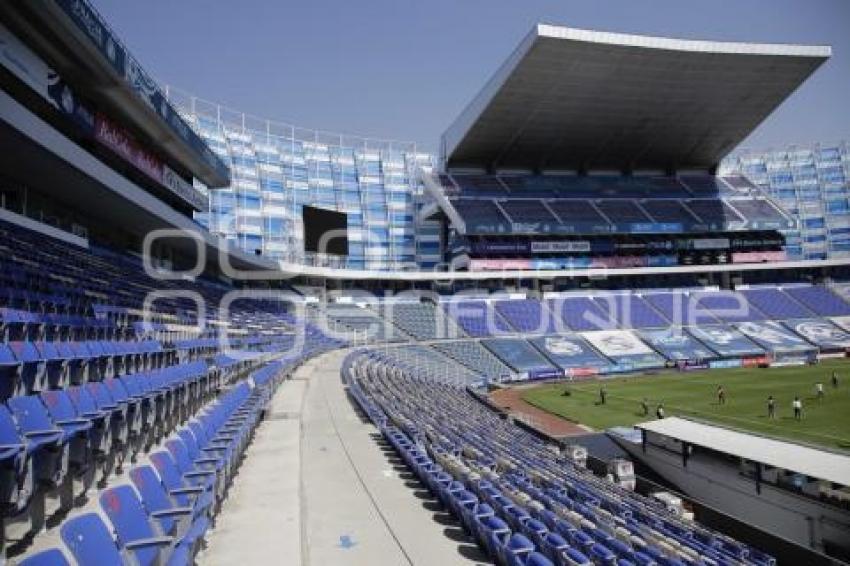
xmin=7 ymin=395 xmax=79 ymax=485
xmin=499 ymin=532 xmax=536 ymax=566
xmin=60 ymin=511 xmax=140 ymax=565
xmin=100 ymin=484 xmax=191 ymax=566
xmin=129 ymin=465 xmax=210 ymax=555
xmin=149 ymin=450 xmax=215 ymax=517
xmin=16 ymin=548 xmax=71 ymax=566
xmin=0 ymin=405 xmax=32 ymax=516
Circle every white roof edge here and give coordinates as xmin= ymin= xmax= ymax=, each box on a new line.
xmin=441 ymin=23 xmax=832 ymax=170
xmin=441 ymin=25 xmax=540 ymax=168
xmin=636 ymin=417 xmax=850 ymax=486
xmin=536 ymin=24 xmax=832 ymax=58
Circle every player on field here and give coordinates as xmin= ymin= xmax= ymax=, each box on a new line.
xmin=717 ymin=385 xmax=726 ymax=405
xmin=816 ymin=382 xmax=824 ymax=401
xmin=767 ymin=395 xmax=776 ymax=419
xmin=793 ymin=396 xmax=803 ymax=420
xmin=656 ymin=404 xmax=665 ymax=419
xmin=599 ymin=387 xmax=607 ymax=405
xmin=832 ymin=371 xmax=839 ymax=389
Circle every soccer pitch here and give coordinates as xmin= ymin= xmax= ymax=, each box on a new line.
xmin=521 ymin=359 xmax=850 ymax=451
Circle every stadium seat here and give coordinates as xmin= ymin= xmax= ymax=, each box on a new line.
xmin=100 ymin=484 xmax=193 ymax=565
xmin=129 ymin=465 xmax=210 ymax=555
xmin=61 ymin=511 xmax=141 ymax=565
xmin=15 ymin=548 xmax=70 ymax=566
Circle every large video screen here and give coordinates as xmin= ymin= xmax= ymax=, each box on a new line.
xmin=303 ymin=206 xmax=348 ymax=255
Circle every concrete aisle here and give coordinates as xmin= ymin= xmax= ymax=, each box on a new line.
xmin=202 ymin=349 xmax=488 ymax=565
xmin=199 ymin=367 xmax=307 ymax=565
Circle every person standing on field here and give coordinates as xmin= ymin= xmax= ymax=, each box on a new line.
xmin=767 ymin=395 xmax=776 ymax=419
xmin=717 ymin=385 xmax=726 ymax=405
xmin=832 ymin=371 xmax=839 ymax=389
xmin=816 ymin=382 xmax=824 ymax=401
xmin=793 ymin=396 xmax=803 ymax=420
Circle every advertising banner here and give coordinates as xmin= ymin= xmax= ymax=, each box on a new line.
xmin=482 ymin=338 xmax=557 ymax=373
xmin=582 ymin=330 xmax=652 ymax=357
xmin=530 ymin=335 xmax=611 ymax=371
xmin=54 ymin=0 xmax=230 ymax=181
xmin=742 ymin=356 xmax=770 ymax=368
xmin=530 ymin=240 xmax=591 ymax=253
xmin=731 ymin=250 xmax=787 ymax=264
xmin=640 ymin=328 xmax=717 ymax=361
xmin=628 ymin=222 xmax=683 ymax=234
xmin=590 ymin=256 xmax=648 ymax=268
xmin=784 ymin=318 xmax=850 ymax=349
xmin=735 ymin=321 xmax=817 ymax=353
xmin=829 ymin=316 xmax=850 ymax=333
xmin=163 ymin=165 xmax=209 ymax=212
xmin=567 ymin=367 xmax=600 ymax=379
xmin=647 ymin=255 xmax=678 ymax=267
xmin=471 ymin=241 xmax=530 ymax=254
xmin=580 ymin=330 xmax=665 ymax=368
xmin=528 ymin=368 xmax=564 ymax=381
xmin=687 ymin=325 xmax=765 ymax=357
xmin=95 ymin=113 xmax=163 ymax=183
xmin=709 ymin=359 xmax=742 ymax=370
xmin=690 ymin=237 xmax=730 ymax=250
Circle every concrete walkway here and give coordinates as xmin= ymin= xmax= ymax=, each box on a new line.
xmin=201 ymin=349 xmax=488 ymax=565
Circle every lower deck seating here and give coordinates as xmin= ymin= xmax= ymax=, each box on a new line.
xmin=388 ymin=302 xmax=465 ymax=340
xmin=433 ymin=340 xmax=515 ymax=380
xmin=346 ymin=348 xmax=776 ymax=566
xmin=0 ymin=220 xmax=344 ymax=560
xmin=15 ymin=359 xmax=311 ymax=565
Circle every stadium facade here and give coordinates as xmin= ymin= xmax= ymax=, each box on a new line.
xmin=722 ymin=142 xmax=850 ymax=260
xmin=170 ymin=90 xmax=442 ymax=271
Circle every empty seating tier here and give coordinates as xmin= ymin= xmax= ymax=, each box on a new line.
xmin=346 ymin=348 xmax=775 ymax=566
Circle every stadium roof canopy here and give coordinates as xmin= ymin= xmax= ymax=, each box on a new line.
xmin=637 ymin=417 xmax=850 ymax=486
xmin=441 ymin=24 xmax=830 ymax=174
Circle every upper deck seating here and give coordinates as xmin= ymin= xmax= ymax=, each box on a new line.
xmin=727 ymin=199 xmax=787 ymax=224
xmin=452 ymin=199 xmax=512 ymax=232
xmin=593 ymin=200 xmax=652 ymax=224
xmin=684 ymin=199 xmax=744 ymax=225
xmin=498 ymin=200 xmax=559 ymax=225
xmin=640 ymin=199 xmax=698 ymax=223
xmin=451 ymin=175 xmax=509 ymax=197
xmin=545 ymin=200 xmax=607 ymax=225
xmin=679 ymin=175 xmax=730 ymax=195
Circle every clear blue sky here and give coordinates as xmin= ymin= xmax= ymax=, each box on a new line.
xmin=95 ymin=0 xmax=849 ymax=154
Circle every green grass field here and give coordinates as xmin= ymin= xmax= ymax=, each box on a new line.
xmin=522 ymin=359 xmax=850 ymax=451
